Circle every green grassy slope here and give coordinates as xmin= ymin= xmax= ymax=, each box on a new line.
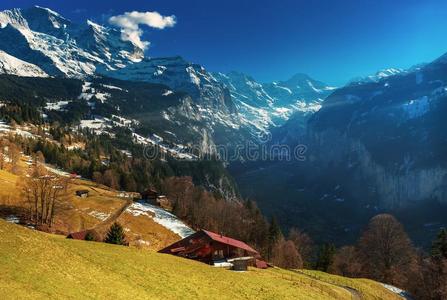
xmin=0 ymin=220 xmax=401 ymax=300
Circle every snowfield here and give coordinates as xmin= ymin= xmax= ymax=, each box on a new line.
xmin=126 ymin=201 xmax=195 ymax=238
xmin=0 ymin=50 xmax=48 ymax=77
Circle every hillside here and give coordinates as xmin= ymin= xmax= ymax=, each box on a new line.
xmin=0 ymin=155 xmax=184 ymax=250
xmin=0 ymin=219 xmax=403 ymax=300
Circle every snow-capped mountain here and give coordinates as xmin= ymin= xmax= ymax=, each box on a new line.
xmin=0 ymin=6 xmax=244 ymax=150
xmin=272 ymin=50 xmax=447 ymax=209
xmin=213 ymin=71 xmax=335 ymax=132
xmin=107 ymin=56 xmax=236 ymax=112
xmin=0 ymin=6 xmax=143 ymax=78
xmin=349 ymin=66 xmax=425 ymax=85
xmin=0 ymin=6 xmax=335 ymax=150
xmin=349 ymin=68 xmax=404 ymax=84
xmin=233 ymin=52 xmax=447 ymax=245
xmin=0 ymin=50 xmax=48 ymax=77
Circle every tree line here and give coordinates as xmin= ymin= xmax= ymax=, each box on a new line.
xmin=327 ymin=214 xmax=447 ymax=300
xmin=158 ymin=178 xmax=447 ymax=300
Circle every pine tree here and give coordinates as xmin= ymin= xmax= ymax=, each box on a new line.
xmin=104 ymin=222 xmax=127 ymax=245
xmin=431 ymin=228 xmax=447 ymax=259
xmin=315 ymin=243 xmax=336 ymax=272
xmin=267 ymin=216 xmax=282 ymax=260
xmin=84 ymin=231 xmax=96 ymax=242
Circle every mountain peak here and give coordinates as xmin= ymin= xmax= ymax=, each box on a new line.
xmin=288 ymin=73 xmax=312 ymax=81
xmin=0 ymin=6 xmax=146 ymax=77
xmin=32 ymin=6 xmax=66 ymax=19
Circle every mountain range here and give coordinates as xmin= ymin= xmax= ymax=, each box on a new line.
xmin=0 ymin=6 xmax=333 ymax=146
xmin=233 ymin=47 xmax=447 ymax=246
xmin=1 ymin=6 xmax=446 ymax=246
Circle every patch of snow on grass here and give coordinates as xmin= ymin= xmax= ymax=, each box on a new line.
xmin=5 ymin=215 xmax=20 ymax=224
xmin=44 ymin=165 xmax=70 ymax=177
xmin=126 ymin=201 xmax=195 ymax=238
xmin=45 ymin=100 xmax=70 ymax=111
xmin=79 ymin=118 xmax=110 ymax=134
xmin=78 ymin=82 xmax=110 ymax=103
xmin=381 ymin=284 xmax=412 ymax=299
xmin=88 ymin=211 xmax=110 ymax=221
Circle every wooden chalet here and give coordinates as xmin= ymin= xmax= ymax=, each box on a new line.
xmin=141 ymin=188 xmax=158 ymax=201
xmin=159 ymin=230 xmax=267 ymax=269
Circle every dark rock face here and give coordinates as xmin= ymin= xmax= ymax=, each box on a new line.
xmin=232 ymin=54 xmax=447 ymax=246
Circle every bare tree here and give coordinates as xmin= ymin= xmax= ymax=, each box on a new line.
xmin=288 ymin=227 xmax=314 ymax=267
xmin=329 ymin=246 xmax=362 ymax=277
xmin=271 ymin=238 xmax=303 ymax=269
xmin=0 ymin=138 xmax=7 ymax=170
xmin=33 ymin=151 xmax=45 ymax=165
xmin=358 ymin=214 xmax=417 ymax=287
xmin=21 ymin=164 xmax=70 ymax=228
xmin=8 ymin=142 xmax=21 ymax=174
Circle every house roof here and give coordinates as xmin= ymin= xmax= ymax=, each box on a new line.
xmin=202 ymin=230 xmax=258 ymax=254
xmin=76 ymin=190 xmax=89 ymax=194
xmin=67 ymin=231 xmax=88 ymax=240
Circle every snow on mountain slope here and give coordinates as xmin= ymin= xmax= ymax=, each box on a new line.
xmin=0 ymin=6 xmax=143 ymax=78
xmin=106 ymin=56 xmax=235 ymax=110
xmin=0 ymin=6 xmax=333 ymax=143
xmin=349 ymin=68 xmax=404 ymax=84
xmin=213 ymin=71 xmax=335 ymax=132
xmin=0 ymin=50 xmax=48 ymax=77
xmin=106 ymin=56 xmax=248 ymax=142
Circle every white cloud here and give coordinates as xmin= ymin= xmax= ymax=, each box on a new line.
xmin=109 ymin=11 xmax=176 ymax=50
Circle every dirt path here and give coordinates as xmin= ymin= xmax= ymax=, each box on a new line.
xmin=95 ymin=199 xmax=132 ymax=231
xmin=294 ymin=270 xmax=361 ymax=300
xmin=342 ymin=286 xmax=361 ymax=300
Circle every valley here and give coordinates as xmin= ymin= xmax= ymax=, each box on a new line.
xmin=0 ymin=4 xmax=446 ymax=299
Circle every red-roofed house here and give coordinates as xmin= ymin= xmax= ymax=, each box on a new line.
xmin=159 ymin=229 xmax=264 ymax=268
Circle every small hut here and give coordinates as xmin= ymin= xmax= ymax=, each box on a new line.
xmin=75 ymin=190 xmax=89 ymax=198
xmin=141 ymin=188 xmax=158 ymax=202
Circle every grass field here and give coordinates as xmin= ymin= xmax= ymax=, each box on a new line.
xmin=0 ymin=220 xmax=403 ymax=300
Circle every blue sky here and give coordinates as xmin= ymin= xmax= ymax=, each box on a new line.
xmin=1 ymin=0 xmax=447 ymax=85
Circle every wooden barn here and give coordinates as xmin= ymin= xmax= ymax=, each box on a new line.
xmin=159 ymin=230 xmax=267 ymax=269
xmin=141 ymin=188 xmax=158 ymax=201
